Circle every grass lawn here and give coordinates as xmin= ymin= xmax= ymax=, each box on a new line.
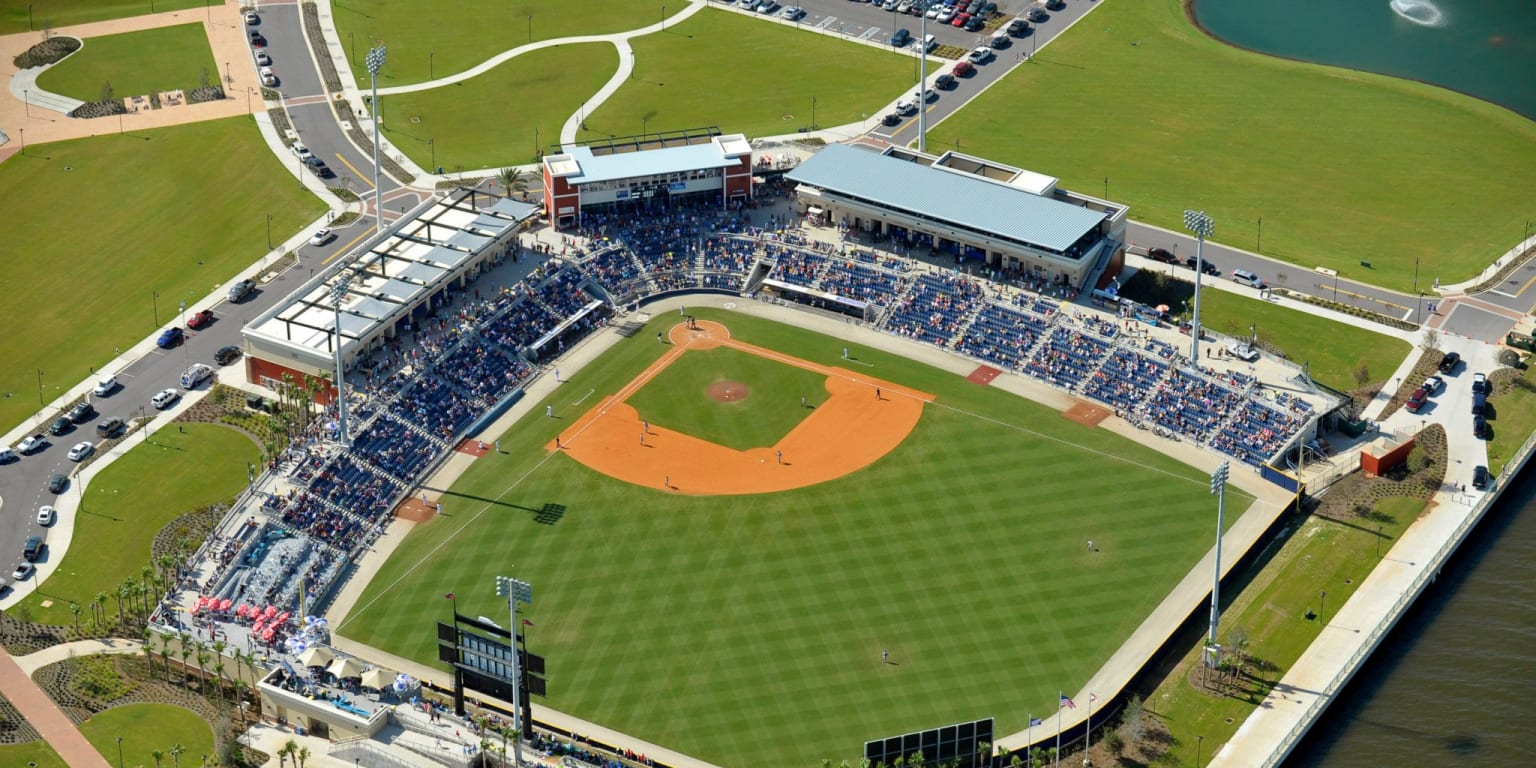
xmin=1146 ymin=495 xmax=1424 ymax=765
xmin=1485 ymin=366 xmax=1536 ymax=477
xmin=0 ymin=117 xmax=324 ymax=435
xmin=0 ymin=1 xmax=203 ymax=35
xmin=626 ymin=346 xmax=828 ymax=450
xmin=34 ymin=23 xmax=216 ymax=102
xmin=927 ymin=0 xmax=1536 ymax=290
xmin=333 ymin=0 xmax=658 ymax=86
xmin=340 ymin=309 xmax=1253 ymax=768
xmin=1116 ymin=269 xmax=1410 ymax=391
xmin=0 ymin=740 xmax=67 ymax=768
xmin=79 ymin=702 xmax=215 ymax=767
xmin=381 ymin=44 xmax=617 ymax=172
xmin=582 ymin=8 xmax=934 ymax=141
xmin=21 ymin=423 xmax=258 ymax=626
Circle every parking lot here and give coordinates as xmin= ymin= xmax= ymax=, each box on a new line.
xmin=769 ymin=0 xmax=1037 ymax=51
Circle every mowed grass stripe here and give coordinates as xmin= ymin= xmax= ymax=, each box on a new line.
xmin=627 ymin=345 xmax=827 ymax=451
xmin=342 ymin=309 xmax=1251 ymax=767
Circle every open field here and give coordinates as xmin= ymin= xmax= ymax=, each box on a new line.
xmin=1144 ymin=494 xmax=1424 ymax=765
xmin=1116 ymin=269 xmax=1411 ymax=391
xmin=21 ymin=423 xmax=258 ymax=625
xmin=0 ymin=117 xmax=324 ymax=435
xmin=581 ymin=8 xmax=934 ymax=141
xmin=380 ymin=44 xmax=617 ymax=172
xmin=928 ymin=0 xmax=1536 ymax=291
xmin=79 ymin=702 xmax=215 ymax=766
xmin=0 ymin=1 xmax=203 ymax=35
xmin=341 ymin=309 xmax=1254 ymax=767
xmin=1486 ymin=366 xmax=1536 ymax=477
xmin=332 ymin=0 xmax=657 ymax=86
xmin=34 ymin=22 xmax=216 ymax=101
xmin=626 ymin=345 xmax=829 ymax=451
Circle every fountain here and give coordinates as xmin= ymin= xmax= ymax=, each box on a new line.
xmin=1389 ymin=0 xmax=1446 ymax=28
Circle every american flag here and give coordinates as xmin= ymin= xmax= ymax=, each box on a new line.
xmin=1059 ymin=694 xmax=1076 ymax=709
xmin=1089 ymin=693 xmax=1098 ymax=703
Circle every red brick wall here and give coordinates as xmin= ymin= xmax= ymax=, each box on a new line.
xmin=247 ymin=355 xmax=337 ymax=405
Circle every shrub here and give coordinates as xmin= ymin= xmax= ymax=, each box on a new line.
xmin=12 ymin=36 xmax=79 ymax=69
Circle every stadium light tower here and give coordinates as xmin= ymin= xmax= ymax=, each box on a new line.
xmin=495 ymin=576 xmax=533 ymax=768
xmin=330 ymin=271 xmax=356 ymax=448
xmin=366 ymin=45 xmax=388 ymax=237
xmin=916 ymin=0 xmax=932 ymax=153
xmin=1184 ymin=209 xmax=1215 ymax=362
xmin=1204 ymin=461 xmax=1230 ymax=669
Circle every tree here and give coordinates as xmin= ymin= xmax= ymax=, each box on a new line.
xmin=1118 ymin=694 xmax=1146 ymax=746
xmin=94 ymin=592 xmax=109 ymax=626
xmin=297 ymin=746 xmax=310 ymax=767
xmin=151 ymin=750 xmax=163 ymax=768
xmin=196 ymin=647 xmax=211 ymax=693
xmin=1352 ymin=362 xmax=1370 ymax=387
xmin=213 ymin=661 xmax=227 ymax=703
xmin=69 ymin=602 xmax=81 ymax=631
xmin=1102 ymin=730 xmax=1125 ymax=756
xmin=498 ymin=167 xmax=529 ymax=199
xmin=101 ymin=80 xmax=114 ymax=105
xmin=168 ymin=743 xmax=185 ymax=768
xmin=1422 ymin=327 xmax=1441 ymax=351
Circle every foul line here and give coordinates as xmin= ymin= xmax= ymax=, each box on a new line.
xmin=571 ymin=388 xmax=595 ymax=406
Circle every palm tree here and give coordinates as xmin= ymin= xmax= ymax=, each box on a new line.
xmin=94 ymin=591 xmax=109 ymax=626
xmin=159 ymin=646 xmax=174 ymax=684
xmin=212 ymin=661 xmax=228 ymax=703
xmin=497 ymin=167 xmax=528 ymax=199
xmin=168 ymin=743 xmax=184 ymax=768
xmin=151 ymin=749 xmax=163 ymax=768
xmin=69 ymin=602 xmax=81 ymax=632
xmin=195 ymin=646 xmax=211 ymax=693
xmin=114 ymin=580 xmax=131 ymax=625
xmin=232 ymin=679 xmax=250 ymax=720
xmin=282 ymin=739 xmax=299 ymax=767
xmin=178 ymin=640 xmax=194 ymax=687
xmin=297 ymin=746 xmax=310 ymax=767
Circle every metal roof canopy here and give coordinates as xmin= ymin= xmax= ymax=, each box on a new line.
xmin=558 ymin=142 xmax=742 ymax=186
xmin=786 ymin=144 xmax=1105 ymax=254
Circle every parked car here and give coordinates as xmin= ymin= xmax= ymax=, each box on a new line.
xmin=254 ymin=50 xmax=271 ymax=67
xmin=48 ymin=416 xmax=73 ymax=436
xmin=881 ymin=112 xmax=902 ymax=126
xmin=156 ymin=327 xmax=184 ymax=349
xmin=891 ymin=28 xmax=912 ymax=47
xmin=780 ymin=6 xmax=805 ymax=21
xmin=248 ymin=30 xmax=264 ymax=47
xmin=305 ymin=155 xmax=333 ymax=179
xmin=291 ymin=142 xmax=313 ymax=161
xmin=23 ymin=535 xmax=43 ymax=562
xmin=894 ymin=97 xmax=917 ymax=115
xmin=48 ymin=473 xmax=68 ymax=493
xmin=12 ymin=563 xmax=34 ymax=581
xmin=936 ymin=6 xmax=956 ymax=23
xmin=755 ymin=0 xmax=779 ymax=14
xmin=187 ymin=309 xmax=214 ymax=329
xmin=1421 ymin=375 xmax=1444 ymax=394
xmin=968 ymin=46 xmax=994 ymax=64
xmin=1147 ymin=247 xmax=1178 ymax=264
xmin=953 ymin=60 xmax=975 ymax=77
xmin=228 ymin=279 xmax=257 ymax=303
xmin=1184 ymin=257 xmax=1220 ymax=276
xmin=67 ymin=441 xmax=94 ymax=462
xmin=67 ymin=401 xmax=95 ymax=424
xmin=1472 ymin=465 xmax=1490 ymax=490
xmin=93 ymin=374 xmax=119 ymax=396
xmin=990 ymin=33 xmax=1011 ymax=49
xmin=1473 ymin=414 xmax=1488 ymax=439
xmin=0 ymin=447 xmax=16 ymax=464
xmin=936 ymin=73 xmax=957 ymax=89
xmin=152 ymin=388 xmax=181 ymax=410
xmin=215 ymin=345 xmax=243 ymax=366
xmin=1027 ymin=7 xmax=1049 ymax=22
xmin=96 ymin=416 xmax=125 ymax=438
xmin=1404 ymin=387 xmax=1428 ymax=413
xmin=181 ymin=363 xmax=214 ymax=390
xmin=951 ymin=13 xmax=970 ymax=27
xmin=1438 ymin=351 xmax=1461 ymax=373
xmin=964 ymin=14 xmax=985 ymax=31
xmin=260 ymin=66 xmax=278 ymax=87
xmin=37 ymin=506 xmax=55 ymax=526
xmin=17 ymin=434 xmax=47 ymax=454
xmin=244 ymin=11 xmax=259 ymax=25
xmin=1045 ymin=0 xmax=1065 ymax=9
xmin=1007 ymin=18 xmax=1030 ymax=36
xmin=1471 ymin=372 xmax=1488 ymax=394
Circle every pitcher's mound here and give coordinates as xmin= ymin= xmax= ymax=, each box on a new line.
xmin=708 ymin=380 xmax=750 ymax=403
xmin=1063 ymin=401 xmax=1111 ymax=427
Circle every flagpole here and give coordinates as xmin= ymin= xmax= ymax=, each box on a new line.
xmin=1026 ymin=715 xmax=1032 ymax=768
xmin=1086 ymin=694 xmax=1093 ymax=757
xmin=1055 ymin=694 xmax=1062 ymax=768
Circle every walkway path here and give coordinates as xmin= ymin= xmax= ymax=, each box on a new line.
xmin=0 ymin=645 xmax=112 ymax=767
xmin=0 ymin=4 xmax=266 ymax=148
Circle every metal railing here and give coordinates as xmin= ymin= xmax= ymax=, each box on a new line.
xmin=329 ymin=739 xmax=420 ymax=768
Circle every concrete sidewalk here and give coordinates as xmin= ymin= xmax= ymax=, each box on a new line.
xmin=0 ymin=645 xmax=111 ymax=767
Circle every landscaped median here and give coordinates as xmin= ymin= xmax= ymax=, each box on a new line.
xmin=33 ymin=22 xmax=217 ymax=103
xmin=926 ymin=0 xmax=1536 ymax=291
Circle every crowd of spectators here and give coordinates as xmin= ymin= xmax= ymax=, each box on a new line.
xmin=885 ymin=272 xmax=986 ymax=346
xmin=955 ymin=303 xmax=1048 ymax=371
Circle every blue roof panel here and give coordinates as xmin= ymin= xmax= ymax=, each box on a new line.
xmin=786 ymin=144 xmax=1104 ymax=253
xmin=565 ymin=144 xmax=736 ymax=185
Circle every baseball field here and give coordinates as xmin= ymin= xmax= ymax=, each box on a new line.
xmin=339 ymin=308 xmax=1254 ymax=767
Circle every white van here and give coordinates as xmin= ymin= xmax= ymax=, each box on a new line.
xmin=93 ymin=374 xmax=119 ymax=396
xmin=180 ymin=363 xmax=214 ymax=389
xmin=1232 ymin=269 xmax=1266 ymax=289
xmin=922 ymin=34 xmax=937 ymax=52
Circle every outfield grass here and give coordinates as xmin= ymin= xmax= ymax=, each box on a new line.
xmin=380 ymin=44 xmax=617 ymax=172
xmin=1116 ymin=270 xmax=1410 ymax=391
xmin=1146 ymin=495 xmax=1424 ymax=765
xmin=333 ymin=0 xmax=657 ymax=86
xmin=1485 ymin=366 xmax=1536 ymax=477
xmin=626 ymin=346 xmax=827 ymax=451
xmin=0 ymin=740 xmax=66 ymax=768
xmin=582 ymin=8 xmax=935 ymax=141
xmin=927 ymin=0 xmax=1536 ymax=290
xmin=34 ymin=23 xmax=216 ymax=102
xmin=340 ymin=309 xmax=1254 ymax=767
xmin=0 ymin=118 xmax=324 ymax=435
xmin=21 ymin=423 xmax=258 ymax=625
xmin=0 ymin=1 xmax=203 ymax=35
xmin=79 ymin=702 xmax=215 ymax=767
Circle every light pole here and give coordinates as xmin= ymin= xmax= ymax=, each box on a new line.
xmin=1204 ymin=461 xmax=1230 ymax=670
xmin=916 ymin=0 xmax=931 ymax=152
xmin=1256 ymin=216 xmax=1262 ymax=252
xmin=366 ymin=45 xmax=388 ymax=237
xmin=1196 ymin=735 xmax=1204 ymax=768
xmin=117 ymin=736 xmax=124 ymax=768
xmin=495 ymin=576 xmax=533 ymax=768
xmin=1184 ymin=209 xmax=1214 ymax=362
xmin=661 ymin=5 xmax=666 ymax=32
xmin=1319 ymin=590 xmax=1327 ymax=621
xmin=18 ymin=128 xmax=23 ymax=155
xmin=527 ymin=15 xmax=533 ymax=43
xmin=22 ymin=88 xmax=29 ymax=117
xmin=266 ymin=212 xmax=273 ymax=250
xmin=810 ymin=95 xmax=817 ymax=131
xmin=331 ymin=270 xmax=356 ymax=447
xmin=1333 ymin=270 xmax=1341 ymax=302
xmin=36 ymin=369 xmax=43 ymax=406
xmin=152 ymin=291 xmax=160 ymax=326
xmin=429 ymin=50 xmax=434 ymax=80
xmin=430 ymin=137 xmax=435 ymax=172
xmin=179 ymin=300 xmax=186 ymax=327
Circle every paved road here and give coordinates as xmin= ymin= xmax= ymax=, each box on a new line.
xmin=250 ymin=3 xmax=325 ymax=99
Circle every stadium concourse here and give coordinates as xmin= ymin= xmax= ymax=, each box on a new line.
xmin=152 ymin=188 xmax=1334 ymax=760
